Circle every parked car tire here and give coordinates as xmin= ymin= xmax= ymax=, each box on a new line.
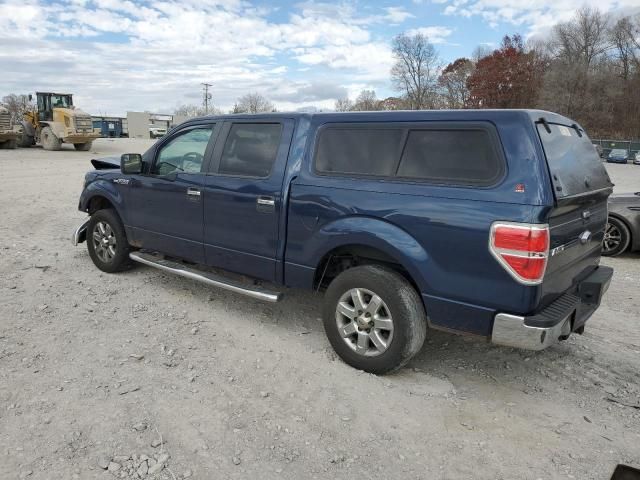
xmin=602 ymin=216 xmax=631 ymax=257
xmin=74 ymin=142 xmax=93 ymax=151
xmin=323 ymin=265 xmax=427 ymax=374
xmin=87 ymin=209 xmax=131 ymax=273
xmin=40 ymin=126 xmax=61 ymax=151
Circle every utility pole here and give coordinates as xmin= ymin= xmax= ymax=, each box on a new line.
xmin=201 ymin=83 xmax=213 ymax=114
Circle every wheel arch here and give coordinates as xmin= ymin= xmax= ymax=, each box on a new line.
xmin=308 ymin=216 xmax=430 ymax=294
xmin=80 ymin=180 xmax=127 ymax=224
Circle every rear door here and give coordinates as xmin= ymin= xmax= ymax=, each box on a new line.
xmin=202 ymin=119 xmax=294 ymax=281
xmin=536 ymin=121 xmax=614 ymax=304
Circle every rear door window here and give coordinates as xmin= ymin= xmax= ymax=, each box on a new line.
xmin=536 ymin=123 xmax=612 ymax=198
xmin=218 ymin=123 xmax=282 ymax=178
xmin=397 ymin=129 xmax=503 ymax=185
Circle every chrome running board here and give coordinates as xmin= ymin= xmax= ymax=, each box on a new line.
xmin=129 ymin=251 xmax=282 ymax=303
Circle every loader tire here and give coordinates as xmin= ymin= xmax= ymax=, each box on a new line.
xmin=41 ymin=127 xmax=61 ymax=151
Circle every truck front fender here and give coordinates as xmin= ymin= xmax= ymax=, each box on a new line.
xmin=79 ymin=179 xmax=127 ymax=223
xmin=305 ymin=216 xmax=431 ymax=293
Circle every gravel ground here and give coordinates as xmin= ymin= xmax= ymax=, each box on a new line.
xmin=1 ymin=139 xmax=639 ymax=480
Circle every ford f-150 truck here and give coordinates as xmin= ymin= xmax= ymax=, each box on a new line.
xmin=73 ymin=110 xmax=614 ymax=373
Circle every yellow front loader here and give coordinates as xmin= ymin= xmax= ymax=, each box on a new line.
xmin=20 ymin=92 xmax=99 ymax=151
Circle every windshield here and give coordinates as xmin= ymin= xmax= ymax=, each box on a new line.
xmin=610 ymin=149 xmax=626 ymax=155
xmin=51 ymin=95 xmax=72 ymax=108
xmin=536 ymin=122 xmax=612 ymax=198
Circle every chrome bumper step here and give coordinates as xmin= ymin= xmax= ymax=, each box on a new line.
xmin=129 ymin=251 xmax=282 ymax=303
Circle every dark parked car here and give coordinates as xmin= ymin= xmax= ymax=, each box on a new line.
xmin=607 ymin=148 xmax=629 ymax=164
xmin=603 ymin=192 xmax=640 ymax=256
xmin=72 ymin=110 xmax=614 ymax=373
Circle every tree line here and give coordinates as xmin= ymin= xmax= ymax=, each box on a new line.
xmin=337 ymin=7 xmax=640 ymax=140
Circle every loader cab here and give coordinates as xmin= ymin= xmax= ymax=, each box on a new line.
xmin=35 ymin=92 xmax=73 ymax=122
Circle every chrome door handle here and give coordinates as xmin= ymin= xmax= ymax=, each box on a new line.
xmin=187 ymin=188 xmax=201 ymax=197
xmin=256 ymin=197 xmax=275 ymax=206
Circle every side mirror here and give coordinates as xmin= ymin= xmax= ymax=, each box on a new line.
xmin=121 ymin=153 xmax=143 ymax=174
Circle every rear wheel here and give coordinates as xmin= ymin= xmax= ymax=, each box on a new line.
xmin=323 ymin=265 xmax=427 ymax=374
xmin=87 ymin=209 xmax=131 ymax=273
xmin=602 ymin=217 xmax=630 ymax=257
xmin=40 ymin=127 xmax=61 ymax=151
xmin=5 ymin=139 xmax=17 ymax=149
xmin=74 ymin=142 xmax=92 ymax=151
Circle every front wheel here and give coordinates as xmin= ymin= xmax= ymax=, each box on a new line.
xmin=86 ymin=209 xmax=131 ymax=272
xmin=40 ymin=126 xmax=61 ymax=151
xmin=323 ymin=265 xmax=427 ymax=374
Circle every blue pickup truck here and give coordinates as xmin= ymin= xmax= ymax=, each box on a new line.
xmin=73 ymin=110 xmax=614 ymax=373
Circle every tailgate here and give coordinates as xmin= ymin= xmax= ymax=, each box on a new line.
xmin=536 ymin=120 xmax=613 ymax=307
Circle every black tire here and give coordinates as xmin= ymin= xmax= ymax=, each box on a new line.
xmin=5 ymin=139 xmax=17 ymax=149
xmin=323 ymin=265 xmax=427 ymax=374
xmin=602 ymin=216 xmax=631 ymax=257
xmin=86 ymin=209 xmax=131 ymax=273
xmin=74 ymin=142 xmax=93 ymax=151
xmin=19 ymin=132 xmax=34 ymax=148
xmin=40 ymin=126 xmax=61 ymax=151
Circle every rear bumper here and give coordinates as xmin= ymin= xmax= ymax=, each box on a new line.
xmin=491 ymin=266 xmax=613 ymax=350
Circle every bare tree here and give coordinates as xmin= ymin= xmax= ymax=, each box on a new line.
xmin=232 ymin=93 xmax=275 ymax=114
xmin=1 ymin=94 xmax=33 ymax=123
xmin=334 ymin=97 xmax=353 ymax=112
xmin=552 ymin=7 xmax=611 ymax=69
xmin=352 ymin=90 xmax=380 ymax=111
xmin=438 ymin=58 xmax=474 ymax=108
xmin=391 ymin=33 xmax=441 ymax=110
xmin=174 ymin=104 xmax=217 ymax=118
xmin=610 ymin=16 xmax=640 ymax=80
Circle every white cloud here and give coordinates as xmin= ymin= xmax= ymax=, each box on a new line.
xmin=0 ymin=0 xmax=409 ymax=114
xmin=438 ymin=0 xmax=640 ymax=36
xmin=406 ymin=26 xmax=455 ymax=43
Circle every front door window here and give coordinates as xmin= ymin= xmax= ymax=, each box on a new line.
xmin=152 ymin=126 xmax=214 ymax=176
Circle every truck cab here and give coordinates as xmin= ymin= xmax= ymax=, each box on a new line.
xmin=73 ymin=110 xmax=613 ymax=373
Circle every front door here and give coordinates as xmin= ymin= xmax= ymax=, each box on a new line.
xmin=127 ymin=123 xmax=218 ymax=263
xmin=202 ymin=119 xmax=294 ymax=281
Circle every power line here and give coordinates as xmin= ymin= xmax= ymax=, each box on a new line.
xmin=201 ymin=83 xmax=213 ymax=114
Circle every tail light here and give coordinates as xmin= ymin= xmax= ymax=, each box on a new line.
xmin=489 ymin=222 xmax=549 ymax=285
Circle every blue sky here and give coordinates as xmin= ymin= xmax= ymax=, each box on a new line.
xmin=1 ymin=0 xmax=637 ymax=115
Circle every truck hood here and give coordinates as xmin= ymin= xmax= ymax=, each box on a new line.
xmin=91 ymin=156 xmax=120 ymax=170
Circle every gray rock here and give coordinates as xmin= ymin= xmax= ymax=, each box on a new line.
xmin=232 ymin=456 xmax=241 ymax=465
xmin=137 ymin=460 xmax=148 ymax=477
xmin=132 ymin=422 xmax=147 ymax=432
xmin=19 ymin=471 xmax=33 ymax=479
xmin=148 ymin=460 xmax=164 ymax=475
xmin=97 ymin=455 xmax=111 ymax=469
xmin=113 ymin=455 xmax=130 ymax=463
xmin=151 ymin=438 xmax=165 ymax=448
xmin=183 ymin=469 xmax=193 ymax=478
xmin=107 ymin=461 xmax=121 ymax=472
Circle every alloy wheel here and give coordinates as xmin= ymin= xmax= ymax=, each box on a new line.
xmin=335 ymin=288 xmax=394 ymax=357
xmin=92 ymin=221 xmax=117 ymax=263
